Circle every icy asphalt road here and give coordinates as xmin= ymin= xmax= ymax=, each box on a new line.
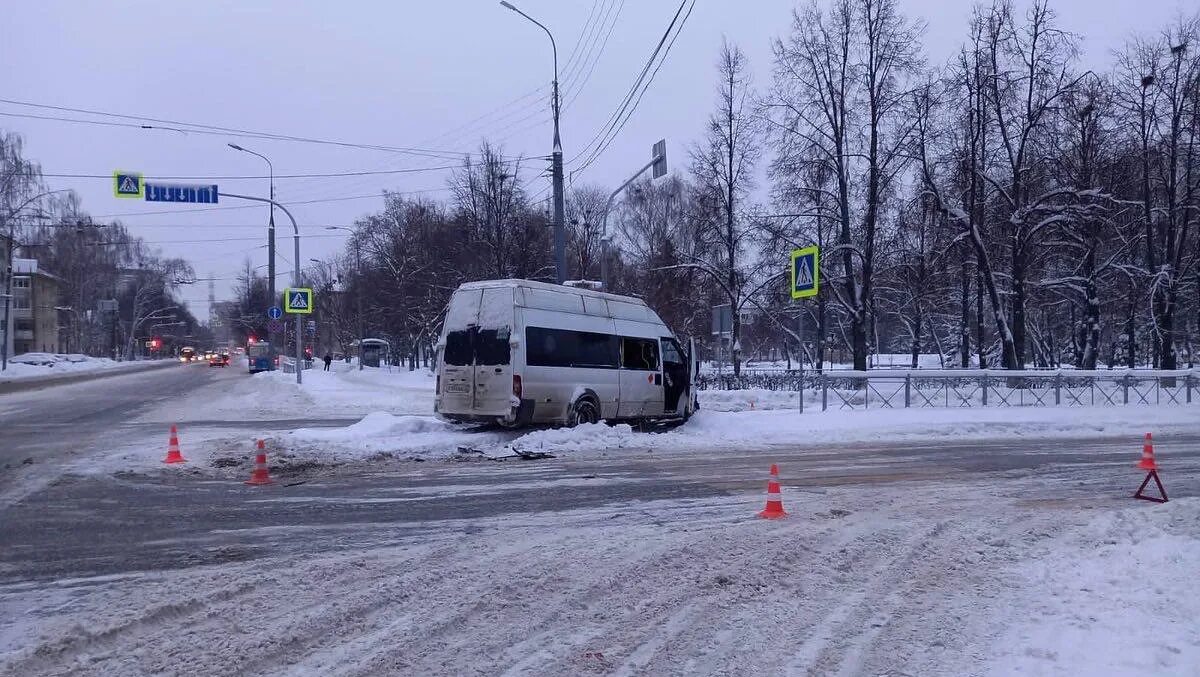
xmin=0 ymin=363 xmax=356 ymax=497
xmin=2 ymin=431 xmax=1197 ymax=585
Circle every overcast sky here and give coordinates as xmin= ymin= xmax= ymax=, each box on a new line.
xmin=0 ymin=0 xmax=1189 ymax=319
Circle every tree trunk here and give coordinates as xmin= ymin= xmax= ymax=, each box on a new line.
xmin=976 ymin=264 xmax=987 ymax=368
xmin=816 ymin=296 xmax=826 ymax=372
xmin=1010 ymin=236 xmax=1027 ymax=369
xmin=1126 ymin=296 xmax=1137 ymax=369
xmin=960 ymin=262 xmax=970 ymax=368
xmin=910 ymin=305 xmax=922 ymax=369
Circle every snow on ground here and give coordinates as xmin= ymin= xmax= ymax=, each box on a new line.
xmin=146 ymin=360 xmax=436 ymax=423
xmin=491 ymin=404 xmax=1198 ymax=460
xmin=107 ymin=400 xmax=1200 ymax=479
xmin=0 ymin=354 xmax=157 ymax=382
xmin=1 ymin=477 xmax=1196 ymax=676
xmin=136 ymin=360 xmax=1200 ymax=470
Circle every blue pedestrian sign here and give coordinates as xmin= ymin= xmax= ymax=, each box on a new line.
xmin=283 ymin=288 xmax=313 ymax=314
xmin=113 ymin=171 xmax=144 ymax=199
xmin=267 ymin=306 xmax=282 ymax=320
xmin=144 ymin=182 xmax=219 ymax=204
xmin=790 ymin=246 xmax=819 ymax=299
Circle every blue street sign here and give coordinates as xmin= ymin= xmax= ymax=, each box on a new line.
xmin=267 ymin=306 xmax=283 ymax=320
xmin=144 ymin=182 xmax=219 ymax=204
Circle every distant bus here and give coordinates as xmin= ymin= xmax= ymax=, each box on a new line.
xmin=179 ymin=347 xmax=196 ymax=363
xmin=247 ymin=343 xmax=274 ymax=373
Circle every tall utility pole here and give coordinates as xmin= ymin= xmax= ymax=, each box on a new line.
xmin=326 ymin=226 xmax=364 ymax=369
xmin=500 ymin=1 xmax=565 ymax=284
xmin=220 ymin=192 xmax=303 ymax=385
xmin=227 ymin=144 xmax=276 ymax=356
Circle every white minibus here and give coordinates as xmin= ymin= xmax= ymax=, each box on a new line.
xmin=434 ymin=279 xmax=698 ymax=427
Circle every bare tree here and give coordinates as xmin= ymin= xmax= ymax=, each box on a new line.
xmin=687 ymin=39 xmax=764 ymax=375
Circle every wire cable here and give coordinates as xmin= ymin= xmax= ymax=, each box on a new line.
xmin=566 ymin=0 xmax=687 ymax=168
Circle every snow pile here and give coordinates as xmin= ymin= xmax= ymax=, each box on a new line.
xmin=279 ymin=412 xmax=513 ymax=462
xmin=193 ymin=401 xmax=1200 ymax=465
xmin=291 ymin=411 xmax=449 ymax=440
xmin=503 ymin=422 xmax=641 ymax=455
xmin=0 ymin=354 xmax=151 ymax=381
xmin=154 ymin=362 xmax=437 ymax=422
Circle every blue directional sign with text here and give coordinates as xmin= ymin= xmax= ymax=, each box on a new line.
xmin=144 ymin=183 xmax=219 ymax=204
xmin=790 ymin=246 xmax=819 ymax=299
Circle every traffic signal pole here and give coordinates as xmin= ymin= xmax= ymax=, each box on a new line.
xmin=219 ymin=192 xmax=303 ymax=385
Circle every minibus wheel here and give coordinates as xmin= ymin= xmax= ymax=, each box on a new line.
xmin=568 ymin=396 xmax=600 ymax=427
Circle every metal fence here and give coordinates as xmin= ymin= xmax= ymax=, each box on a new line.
xmin=697 ymin=369 xmax=1199 ymax=411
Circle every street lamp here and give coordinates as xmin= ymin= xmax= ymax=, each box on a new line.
xmin=500 ymin=1 xmax=566 ymax=285
xmin=226 ymin=143 xmax=277 ymax=352
xmin=219 ymin=191 xmax=303 ymax=384
xmin=326 ymin=226 xmax=365 ymax=370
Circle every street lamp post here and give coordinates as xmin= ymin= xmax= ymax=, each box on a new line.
xmin=227 ymin=144 xmax=277 ymax=356
xmin=500 ymin=1 xmax=566 ymax=284
xmin=326 ymin=226 xmax=364 ymax=370
xmin=598 ymin=144 xmax=668 ymax=290
xmin=219 ymin=192 xmax=303 ymax=384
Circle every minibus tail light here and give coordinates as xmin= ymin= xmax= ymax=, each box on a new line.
xmin=512 ymin=374 xmax=522 ymax=399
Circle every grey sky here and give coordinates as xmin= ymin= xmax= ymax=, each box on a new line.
xmin=0 ymin=0 xmax=1188 ymax=320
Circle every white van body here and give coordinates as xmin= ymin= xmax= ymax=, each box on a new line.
xmin=434 ymin=279 xmax=698 ymax=427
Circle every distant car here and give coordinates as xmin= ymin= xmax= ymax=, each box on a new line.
xmin=208 ymin=353 xmax=227 ymax=367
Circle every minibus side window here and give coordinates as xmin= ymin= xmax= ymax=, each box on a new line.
xmin=621 ymin=337 xmax=659 ymax=371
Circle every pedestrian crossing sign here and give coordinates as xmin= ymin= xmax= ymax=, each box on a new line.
xmin=113 ymin=171 xmax=144 ymax=199
xmin=790 ymin=246 xmax=819 ymax=299
xmin=283 ymin=287 xmax=313 ymax=314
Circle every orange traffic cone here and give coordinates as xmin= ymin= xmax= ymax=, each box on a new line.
xmin=163 ymin=424 xmax=186 ymax=464
xmin=1134 ymin=432 xmax=1167 ymax=503
xmin=757 ymin=463 xmax=788 ymax=519
xmin=245 ymin=440 xmax=273 ymax=486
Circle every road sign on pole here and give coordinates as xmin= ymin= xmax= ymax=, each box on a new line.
xmin=651 ymin=139 xmax=667 ymax=178
xmin=267 ymin=306 xmax=282 ymax=320
xmin=113 ymin=171 xmax=144 ymax=198
xmin=144 ymin=183 xmax=219 ymax=204
xmin=790 ymin=246 xmax=820 ymax=299
xmin=283 ymin=288 xmax=313 ymax=314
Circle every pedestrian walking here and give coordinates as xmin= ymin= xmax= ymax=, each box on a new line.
xmin=323 ymin=353 xmax=332 ymax=371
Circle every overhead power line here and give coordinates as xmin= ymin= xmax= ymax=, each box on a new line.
xmin=572 ymin=0 xmax=694 ymax=177
xmin=566 ymin=0 xmax=690 ymax=172
xmin=39 ymin=164 xmax=463 ymax=180
xmin=0 ymin=100 xmax=535 ymax=162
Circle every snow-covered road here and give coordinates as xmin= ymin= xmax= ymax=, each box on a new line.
xmin=2 ymin=434 xmax=1198 ymax=676
xmin=2 ymin=476 xmax=1195 ymax=676
xmin=4 ymin=364 xmax=1199 ymax=676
